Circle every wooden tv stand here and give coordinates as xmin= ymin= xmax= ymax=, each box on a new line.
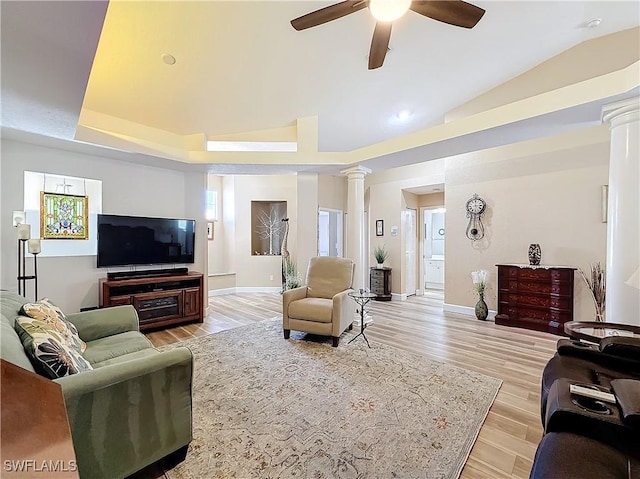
xmin=100 ymin=272 xmax=204 ymax=331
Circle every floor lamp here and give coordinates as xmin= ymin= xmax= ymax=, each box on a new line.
xmin=16 ymin=223 xmax=41 ymax=301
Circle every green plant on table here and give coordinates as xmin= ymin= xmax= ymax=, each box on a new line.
xmin=373 ymin=244 xmax=389 ymax=265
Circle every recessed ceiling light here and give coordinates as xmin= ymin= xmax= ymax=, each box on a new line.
xmin=586 ymin=18 xmax=602 ymax=28
xmin=396 ymin=110 xmax=412 ymax=121
xmin=161 ymin=53 xmax=176 ymax=65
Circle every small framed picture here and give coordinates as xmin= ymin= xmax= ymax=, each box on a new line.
xmin=207 ymin=222 xmax=214 ymax=240
xmin=376 ymin=220 xmax=384 ymax=237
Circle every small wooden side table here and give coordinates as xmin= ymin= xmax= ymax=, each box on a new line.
xmin=370 ymin=267 xmax=392 ymax=301
xmin=1 ymin=359 xmax=79 ymax=478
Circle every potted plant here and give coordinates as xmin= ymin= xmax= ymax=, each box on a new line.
xmin=373 ymin=244 xmax=389 ymax=268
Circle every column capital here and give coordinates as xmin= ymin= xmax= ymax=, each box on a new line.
xmin=340 ymin=165 xmax=372 ymax=178
xmin=602 ymin=96 xmax=640 ymax=128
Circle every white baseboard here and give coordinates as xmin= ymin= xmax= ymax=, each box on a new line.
xmin=208 ymin=287 xmax=237 ymax=297
xmin=391 ymin=292 xmax=408 ymax=301
xmin=443 ymin=302 xmax=496 ymax=321
xmin=209 ymin=286 xmax=281 ymax=296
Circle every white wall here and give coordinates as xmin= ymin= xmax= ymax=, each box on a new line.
xmin=445 ymin=128 xmax=610 ymax=321
xmin=1 ymin=139 xmax=207 ymax=313
xmin=365 ymin=126 xmax=610 ymax=323
xmin=207 ymin=174 xmax=225 ymax=274
xmin=366 ymin=160 xmax=446 ymax=295
xmin=229 ymin=175 xmax=298 ymax=288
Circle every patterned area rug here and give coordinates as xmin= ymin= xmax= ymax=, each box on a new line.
xmin=164 ymin=319 xmax=501 ymax=479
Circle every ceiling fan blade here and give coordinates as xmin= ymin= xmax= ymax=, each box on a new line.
xmin=368 ymin=22 xmax=392 ymax=70
xmin=291 ymin=1 xmax=367 ymax=31
xmin=410 ymin=0 xmax=485 ymax=29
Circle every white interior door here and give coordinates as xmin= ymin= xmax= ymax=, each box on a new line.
xmin=404 ymin=209 xmax=417 ymax=296
xmin=318 ymin=208 xmax=343 ymax=257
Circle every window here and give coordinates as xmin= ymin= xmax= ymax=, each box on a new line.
xmin=206 ymin=190 xmax=218 ymax=221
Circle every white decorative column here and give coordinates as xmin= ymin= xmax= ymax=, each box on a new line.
xmin=341 ymin=165 xmax=371 ymax=291
xmin=602 ymin=97 xmax=640 ymax=325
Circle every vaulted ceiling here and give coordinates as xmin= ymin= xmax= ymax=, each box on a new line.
xmin=2 ymin=1 xmax=639 ymax=174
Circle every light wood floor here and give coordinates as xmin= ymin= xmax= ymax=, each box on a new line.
xmin=138 ymin=292 xmax=560 ymax=479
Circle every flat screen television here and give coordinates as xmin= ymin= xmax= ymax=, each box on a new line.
xmin=97 ymin=214 xmax=196 ymax=267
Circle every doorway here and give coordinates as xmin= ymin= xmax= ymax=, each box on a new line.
xmin=422 ymin=207 xmax=445 ymax=291
xmin=403 ymin=208 xmax=417 ymax=297
xmin=318 ymin=208 xmax=343 ymax=257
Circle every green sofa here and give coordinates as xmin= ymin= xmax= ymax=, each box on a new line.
xmin=0 ymin=291 xmax=193 ymax=478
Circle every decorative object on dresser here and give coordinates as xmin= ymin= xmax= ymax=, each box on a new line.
xmin=465 ymin=193 xmax=486 ymax=241
xmin=579 ymin=262 xmax=606 ymax=322
xmin=370 ymin=266 xmax=392 ymax=301
xmin=100 ymin=271 xmax=204 ymax=331
xmin=373 ymin=243 xmax=388 ymax=267
xmin=471 ymin=269 xmax=489 ymax=320
xmin=528 ymin=243 xmax=542 ymax=265
xmin=495 ymin=264 xmax=576 ymax=335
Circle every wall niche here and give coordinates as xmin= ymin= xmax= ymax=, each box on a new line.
xmin=251 ymin=201 xmax=287 ymax=256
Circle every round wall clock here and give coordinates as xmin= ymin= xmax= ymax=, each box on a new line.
xmin=465 ymin=193 xmax=486 ymax=241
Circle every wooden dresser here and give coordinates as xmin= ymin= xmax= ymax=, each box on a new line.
xmin=495 ymin=264 xmax=576 ymax=336
xmin=370 ymin=267 xmax=392 ymax=301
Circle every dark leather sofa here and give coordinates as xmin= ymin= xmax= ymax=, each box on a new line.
xmin=530 ymin=334 xmax=640 ymax=479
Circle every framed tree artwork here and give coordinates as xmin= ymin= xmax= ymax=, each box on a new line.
xmin=376 ymin=220 xmax=384 ymax=236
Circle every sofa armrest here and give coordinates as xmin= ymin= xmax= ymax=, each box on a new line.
xmin=55 ymin=347 xmax=193 ymax=478
xmin=332 ymin=288 xmax=355 ymax=337
xmin=282 ymin=286 xmax=308 ymax=329
xmin=66 ymin=305 xmax=139 ymax=342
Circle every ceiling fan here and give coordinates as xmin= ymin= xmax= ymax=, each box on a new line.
xmin=291 ymin=0 xmax=485 ymax=70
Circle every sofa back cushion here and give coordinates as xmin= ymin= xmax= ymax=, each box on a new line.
xmin=306 ymin=256 xmax=355 ymax=299
xmin=0 ymin=291 xmax=36 ymax=372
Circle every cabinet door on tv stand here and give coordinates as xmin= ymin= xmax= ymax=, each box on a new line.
xmin=183 ymin=288 xmax=201 ymax=318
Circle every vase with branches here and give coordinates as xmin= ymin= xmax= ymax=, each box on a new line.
xmin=471 ymin=269 xmax=489 ymax=320
xmin=580 ymin=262 xmax=606 ymax=322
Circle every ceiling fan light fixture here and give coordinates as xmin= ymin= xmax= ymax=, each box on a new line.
xmin=369 ymin=0 xmax=411 ymax=22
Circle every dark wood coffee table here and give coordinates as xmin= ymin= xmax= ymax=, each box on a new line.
xmin=564 ymin=321 xmax=640 ymax=343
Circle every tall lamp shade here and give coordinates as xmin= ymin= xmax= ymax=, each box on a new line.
xmin=28 ymin=239 xmax=41 ymax=254
xmin=17 ymin=224 xmax=30 ymax=240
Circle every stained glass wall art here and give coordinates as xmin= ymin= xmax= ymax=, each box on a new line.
xmin=40 ymin=192 xmax=89 ymax=240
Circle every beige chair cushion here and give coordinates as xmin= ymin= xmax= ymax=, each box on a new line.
xmin=288 ymin=298 xmax=333 ymax=323
xmin=307 ymin=257 xmax=355 ymax=299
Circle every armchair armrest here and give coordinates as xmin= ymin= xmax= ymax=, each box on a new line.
xmin=55 ymin=347 xmax=193 ymax=478
xmin=283 ymin=286 xmax=308 ymax=329
xmin=66 ymin=305 xmax=139 ymax=342
xmin=332 ymin=288 xmax=355 ymax=337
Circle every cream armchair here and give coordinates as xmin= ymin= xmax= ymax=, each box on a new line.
xmin=283 ymin=256 xmax=355 ymax=347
